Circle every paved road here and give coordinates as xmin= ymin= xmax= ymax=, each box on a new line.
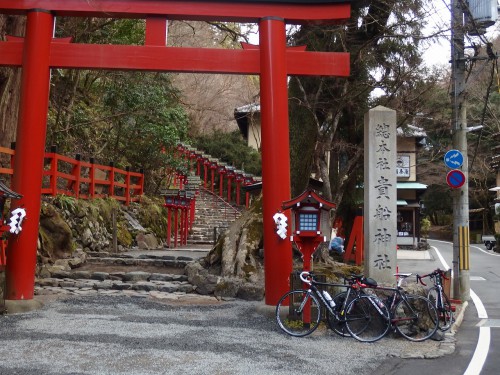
xmin=377 ymin=239 xmax=500 ymax=375
xmin=0 ymin=242 xmax=464 ymax=375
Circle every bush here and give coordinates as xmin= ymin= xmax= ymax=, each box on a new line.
xmin=420 ymin=217 xmax=431 ymax=237
xmin=193 ymin=130 xmax=261 ymax=175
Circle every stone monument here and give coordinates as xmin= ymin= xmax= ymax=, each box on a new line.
xmin=364 ymin=106 xmax=398 ymax=284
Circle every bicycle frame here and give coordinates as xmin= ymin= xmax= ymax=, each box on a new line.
xmin=297 ymin=272 xmax=367 ymax=320
xmin=367 ymin=273 xmax=424 ymax=325
xmin=416 ymin=268 xmax=454 ymax=331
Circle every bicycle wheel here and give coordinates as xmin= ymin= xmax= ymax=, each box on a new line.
xmin=326 ymin=291 xmax=353 ymax=337
xmin=275 ymin=289 xmax=321 ymax=337
xmin=428 ymin=288 xmax=454 ymax=331
xmin=394 ymin=294 xmax=439 ymax=341
xmin=345 ymin=295 xmax=390 ymax=342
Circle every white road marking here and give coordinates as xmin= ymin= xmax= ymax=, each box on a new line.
xmin=431 ymin=242 xmax=491 ymax=375
xmin=470 ymin=277 xmax=486 ymax=281
xmin=464 ymin=291 xmax=490 ymax=375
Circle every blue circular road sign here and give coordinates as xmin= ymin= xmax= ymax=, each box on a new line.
xmin=444 ymin=149 xmax=464 ymax=169
xmin=446 ymin=169 xmax=466 ymax=189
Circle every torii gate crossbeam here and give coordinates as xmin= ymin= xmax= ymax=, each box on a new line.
xmin=0 ymin=40 xmax=350 ymax=75
xmin=0 ymin=0 xmax=350 ymax=306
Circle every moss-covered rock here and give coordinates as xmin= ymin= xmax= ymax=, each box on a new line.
xmin=134 ymin=195 xmax=167 ymax=240
xmin=38 ymin=195 xmax=166 ymax=263
xmin=39 ymin=202 xmax=73 ymax=261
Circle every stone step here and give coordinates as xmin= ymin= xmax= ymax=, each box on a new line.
xmin=36 ymin=274 xmax=194 ymax=294
xmin=187 ymin=189 xmax=241 ymax=245
xmin=34 ymin=251 xmax=201 ymax=297
xmin=86 ymin=256 xmax=191 ymax=269
xmin=187 ymin=239 xmax=215 ymax=245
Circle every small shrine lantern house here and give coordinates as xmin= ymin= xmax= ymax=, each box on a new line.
xmin=282 ymin=190 xmax=335 ymax=271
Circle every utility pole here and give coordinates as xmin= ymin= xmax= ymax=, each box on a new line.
xmin=451 ymin=0 xmax=470 ymax=301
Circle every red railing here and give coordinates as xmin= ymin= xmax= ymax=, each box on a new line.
xmin=0 ymin=146 xmax=144 ymax=205
xmin=0 ymin=146 xmax=15 ymax=177
xmin=0 ymin=146 xmax=144 ymax=266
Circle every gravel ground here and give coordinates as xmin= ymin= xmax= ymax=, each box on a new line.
xmin=0 ymin=294 xmax=450 ymax=375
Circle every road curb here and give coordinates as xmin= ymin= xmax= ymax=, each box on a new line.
xmin=451 ymin=300 xmax=468 ymax=334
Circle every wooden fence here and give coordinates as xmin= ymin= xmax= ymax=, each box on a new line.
xmin=0 ymin=145 xmax=144 ymax=205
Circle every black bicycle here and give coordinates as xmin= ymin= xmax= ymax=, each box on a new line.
xmin=417 ymin=269 xmax=454 ymax=331
xmin=275 ymin=271 xmax=389 ymax=338
xmin=345 ymin=273 xmax=439 ymax=342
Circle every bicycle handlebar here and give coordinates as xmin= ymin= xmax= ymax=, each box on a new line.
xmin=415 ymin=274 xmax=427 ymax=286
xmin=416 ymin=269 xmax=452 ymax=289
xmin=419 ymin=268 xmax=450 ymax=281
xmin=299 ymin=271 xmax=312 ymax=285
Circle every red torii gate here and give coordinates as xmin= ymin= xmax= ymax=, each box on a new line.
xmin=0 ymin=0 xmax=350 ymax=305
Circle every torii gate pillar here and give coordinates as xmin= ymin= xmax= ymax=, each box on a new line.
xmin=5 ymin=10 xmax=54 ymax=300
xmin=259 ymin=17 xmax=292 ymax=304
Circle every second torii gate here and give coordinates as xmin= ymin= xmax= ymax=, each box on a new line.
xmin=0 ymin=0 xmax=350 ymax=305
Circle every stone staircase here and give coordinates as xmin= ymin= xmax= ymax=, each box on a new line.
xmin=34 ymin=188 xmax=244 ymax=299
xmin=35 ymin=251 xmax=201 ymax=299
xmin=188 ymin=188 xmax=243 ymax=244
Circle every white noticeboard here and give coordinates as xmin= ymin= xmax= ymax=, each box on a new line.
xmin=396 ymin=155 xmax=410 ymax=178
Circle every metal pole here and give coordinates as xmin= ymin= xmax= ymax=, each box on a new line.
xmin=451 ymin=0 xmax=470 ymax=301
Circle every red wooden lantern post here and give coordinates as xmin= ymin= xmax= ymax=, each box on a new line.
xmin=234 ymin=170 xmax=244 ymax=206
xmin=173 ymin=197 xmax=180 ymax=248
xmin=187 ymin=148 xmax=197 ymax=175
xmin=209 ymin=158 xmax=218 ymax=193
xmin=282 ymin=190 xmax=335 ymax=325
xmin=202 ymin=154 xmax=211 ymax=189
xmin=217 ymin=164 xmax=227 ymax=198
xmin=162 ymin=188 xmax=179 ymax=248
xmin=225 ymin=166 xmax=235 ymax=203
xmin=243 ymin=174 xmax=254 ymax=208
xmin=195 ymin=153 xmax=204 ymax=177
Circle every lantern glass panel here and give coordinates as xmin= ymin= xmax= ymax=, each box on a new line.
xmin=298 ymin=212 xmax=318 ymax=231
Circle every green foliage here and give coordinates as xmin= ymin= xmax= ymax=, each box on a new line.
xmin=420 ymin=217 xmax=431 ymax=237
xmin=289 ymin=82 xmax=317 ymax=196
xmin=55 ymin=18 xmax=145 ymax=45
xmin=53 ymin=195 xmax=77 ymax=211
xmin=48 ymin=68 xmax=189 ymax=193
xmin=135 ymin=195 xmax=168 ymax=240
xmin=102 ymin=71 xmax=189 ymax=169
xmin=421 ymin=185 xmax=453 ymax=225
xmin=48 ymin=18 xmax=190 ymax=194
xmin=91 ymin=198 xmax=121 ymax=226
xmin=193 ymin=130 xmax=261 ymax=175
